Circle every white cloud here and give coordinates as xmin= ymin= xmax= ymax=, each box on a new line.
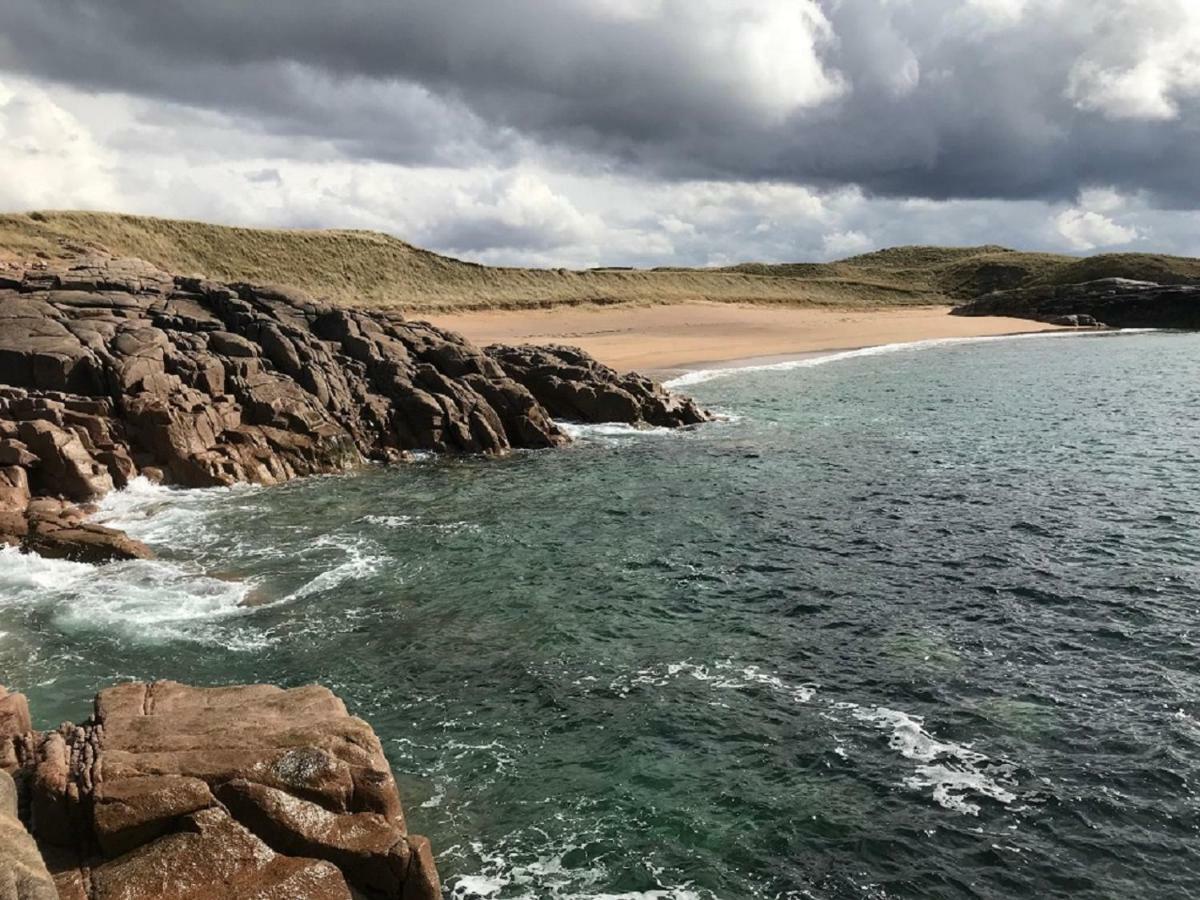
xmin=822 ymin=230 xmax=874 ymax=259
xmin=1066 ymin=1 xmax=1200 ymax=120
xmin=1054 ymin=209 xmax=1139 ymax=251
xmin=0 ymin=77 xmax=119 ymax=210
xmin=7 ymin=70 xmax=1200 ymax=270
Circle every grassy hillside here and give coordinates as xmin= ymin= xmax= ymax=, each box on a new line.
xmin=2 ymin=210 xmax=1197 ymax=313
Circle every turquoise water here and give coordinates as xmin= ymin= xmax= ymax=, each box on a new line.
xmin=3 ymin=330 xmax=1200 ymax=898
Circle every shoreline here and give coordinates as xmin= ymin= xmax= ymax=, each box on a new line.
xmin=424 ymin=302 xmax=1066 ymax=375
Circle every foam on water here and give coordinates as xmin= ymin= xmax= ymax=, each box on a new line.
xmin=284 ymin=533 xmax=388 ymax=602
xmin=0 ymin=545 xmax=258 ymax=646
xmin=664 ymin=329 xmax=1159 ymax=388
xmin=849 ymin=705 xmax=1017 ymax=816
xmin=607 ymin=660 xmax=817 ymax=704
xmin=446 ymin=834 xmax=706 ymax=900
xmin=363 ymin=514 xmax=480 ymax=534
xmin=604 ymin=660 xmax=1012 ymax=816
xmin=557 ymin=422 xmax=679 ymax=442
xmin=92 ymin=476 xmax=263 ymax=551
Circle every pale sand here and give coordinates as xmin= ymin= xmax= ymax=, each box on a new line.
xmin=423 ymin=303 xmax=1062 ymax=376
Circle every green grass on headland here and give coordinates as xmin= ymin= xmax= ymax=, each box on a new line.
xmin=3 ymin=210 xmax=1198 ymax=313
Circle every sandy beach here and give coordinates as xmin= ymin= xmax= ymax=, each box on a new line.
xmin=424 ymin=303 xmax=1063 ymax=376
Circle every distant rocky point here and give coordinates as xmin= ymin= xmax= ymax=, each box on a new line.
xmin=0 ymin=254 xmax=709 ymax=563
xmin=952 ymin=277 xmax=1200 ymax=329
xmin=0 ymin=681 xmax=440 ymax=899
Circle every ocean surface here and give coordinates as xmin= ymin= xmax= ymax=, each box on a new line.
xmin=3 ymin=330 xmax=1199 ymax=899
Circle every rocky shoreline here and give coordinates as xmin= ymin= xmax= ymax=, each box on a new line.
xmin=0 ymin=255 xmax=709 ymax=563
xmin=0 ymin=254 xmax=714 ymax=897
xmin=951 ymin=277 xmax=1200 ymax=328
xmin=1 ymin=681 xmax=439 ymax=899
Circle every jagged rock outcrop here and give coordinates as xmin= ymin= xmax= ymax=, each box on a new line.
xmin=0 ymin=255 xmax=709 ymax=560
xmin=486 ymin=344 xmax=710 ymax=428
xmin=0 ymin=681 xmax=440 ymax=900
xmin=951 ymin=277 xmax=1200 ymax=328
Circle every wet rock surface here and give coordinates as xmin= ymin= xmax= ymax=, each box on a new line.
xmin=0 ymin=681 xmax=441 ymax=900
xmin=951 ymin=277 xmax=1200 ymax=328
xmin=0 ymin=255 xmax=708 ymax=561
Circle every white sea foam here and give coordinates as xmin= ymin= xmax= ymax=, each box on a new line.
xmin=906 ymin=764 xmax=1017 ymax=817
xmin=0 ymin=545 xmax=258 ymax=646
xmin=284 ymin=534 xmax=387 ymax=601
xmin=557 ymin=422 xmax=678 ymax=441
xmin=664 ymin=328 xmax=1160 ymax=388
xmin=448 ymin=836 xmax=705 ymax=900
xmin=363 ymin=514 xmax=480 ymax=534
xmin=91 ymin=476 xmax=262 ymax=550
xmin=609 ymin=660 xmax=816 ymax=704
xmin=850 ymin=705 xmax=1017 ymax=816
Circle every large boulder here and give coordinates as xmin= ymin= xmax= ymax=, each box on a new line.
xmin=3 ymin=681 xmax=442 ymax=899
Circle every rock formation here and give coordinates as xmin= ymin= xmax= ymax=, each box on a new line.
xmin=951 ymin=277 xmax=1200 ymax=328
xmin=486 ymin=344 xmax=709 ymax=428
xmin=0 ymin=255 xmax=710 ymax=561
xmin=0 ymin=681 xmax=440 ymax=900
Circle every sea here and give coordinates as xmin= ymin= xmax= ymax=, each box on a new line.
xmin=2 ymin=329 xmax=1198 ymax=899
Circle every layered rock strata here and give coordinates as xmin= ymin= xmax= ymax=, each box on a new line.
xmin=0 ymin=256 xmax=709 ymax=561
xmin=0 ymin=681 xmax=440 ymax=900
xmin=951 ymin=277 xmax=1200 ymax=328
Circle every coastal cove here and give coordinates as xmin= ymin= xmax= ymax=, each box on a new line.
xmin=423 ymin=304 xmax=1067 ymax=375
xmin=5 ymin=329 xmax=1198 ymax=898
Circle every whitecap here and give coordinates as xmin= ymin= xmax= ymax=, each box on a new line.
xmin=363 ymin=514 xmax=479 ymax=534
xmin=609 ymin=660 xmax=816 ymax=704
xmin=91 ymin=476 xmax=262 ymax=551
xmin=0 ymin=545 xmax=260 ymax=647
xmin=557 ymin=422 xmax=677 ymax=442
xmin=850 ymin=705 xmax=1017 ymax=816
xmin=284 ymin=534 xmax=387 ymax=601
xmin=906 ymin=764 xmax=1017 ymax=817
xmin=447 ymin=835 xmax=706 ymax=900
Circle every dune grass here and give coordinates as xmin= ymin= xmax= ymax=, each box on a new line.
xmin=2 ymin=210 xmax=1197 ymax=313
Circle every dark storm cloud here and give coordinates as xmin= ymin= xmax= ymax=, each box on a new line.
xmin=0 ymin=0 xmax=1197 ymax=204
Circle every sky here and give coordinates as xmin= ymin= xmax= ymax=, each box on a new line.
xmin=1 ymin=0 xmax=1198 ymax=268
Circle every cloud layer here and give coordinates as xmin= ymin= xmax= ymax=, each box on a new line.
xmin=0 ymin=0 xmax=1197 ymax=265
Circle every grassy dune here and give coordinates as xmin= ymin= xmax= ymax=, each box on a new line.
xmin=3 ymin=210 xmax=1198 ymax=313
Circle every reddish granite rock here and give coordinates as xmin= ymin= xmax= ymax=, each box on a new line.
xmin=5 ymin=681 xmax=442 ymax=899
xmin=87 ymin=807 xmax=354 ymax=900
xmin=0 ymin=769 xmax=58 ymax=900
xmin=0 ymin=687 xmax=32 ymax=775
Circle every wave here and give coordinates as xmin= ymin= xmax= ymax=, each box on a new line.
xmin=0 ymin=545 xmax=261 ymax=647
xmin=91 ymin=476 xmax=262 ymax=551
xmin=664 ymin=328 xmax=1160 ymax=388
xmin=447 ymin=835 xmax=706 ymax=900
xmin=607 ymin=660 xmax=817 ymax=704
xmin=363 ymin=514 xmax=480 ymax=535
xmin=603 ymin=659 xmax=1015 ymax=817
xmin=556 ymin=422 xmax=679 ymax=441
xmin=283 ymin=533 xmax=388 ymax=602
xmin=848 ymin=705 xmax=1018 ymax=816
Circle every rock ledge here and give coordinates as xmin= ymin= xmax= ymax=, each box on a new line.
xmin=0 ymin=681 xmax=440 ymax=900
